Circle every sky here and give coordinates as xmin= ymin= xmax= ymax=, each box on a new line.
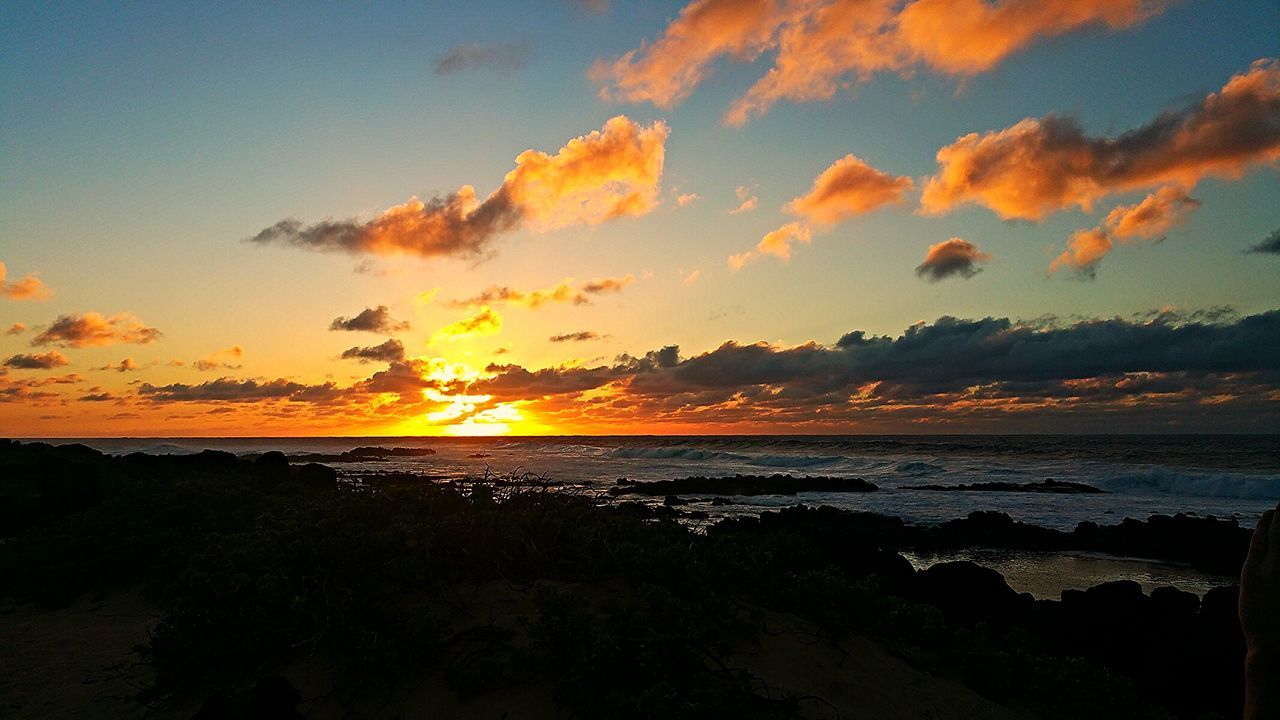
xmin=1 ymin=0 xmax=1278 ymax=437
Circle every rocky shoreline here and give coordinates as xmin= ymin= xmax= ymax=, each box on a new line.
xmin=0 ymin=439 xmax=1252 ymax=718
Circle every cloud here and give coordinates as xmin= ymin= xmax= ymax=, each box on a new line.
xmin=139 ymin=377 xmax=342 ymax=403
xmin=580 ymin=275 xmax=634 ymax=294
xmin=683 ymin=269 xmax=702 ymax=285
xmin=729 ymin=222 xmax=811 ymax=268
xmin=79 ymin=391 xmax=118 ymax=402
xmin=0 ymin=373 xmax=81 ymax=403
xmin=1050 ymin=187 xmax=1200 ymax=276
xmin=31 ymin=312 xmax=161 ymax=348
xmin=0 ymin=262 xmax=52 ymax=301
xmin=590 ymin=0 xmax=784 ymax=109
xmin=250 ymin=116 xmax=668 ymax=261
xmin=329 ymin=305 xmax=411 ymax=333
xmin=4 ymin=351 xmax=70 ymax=369
xmin=921 ymin=59 xmax=1280 ymax=220
xmin=434 ymin=42 xmax=532 ymax=75
xmin=340 ymin=338 xmax=406 ymax=364
xmin=1246 ymin=228 xmax=1280 ymax=254
xmin=593 ymin=0 xmax=1166 ymax=124
xmin=194 ymin=346 xmax=245 ymax=371
xmin=447 ymin=275 xmax=634 ymax=309
xmin=786 ymin=154 xmax=914 ymax=224
xmin=728 ymin=186 xmax=758 ymax=214
xmin=6 ymin=323 xmax=25 ymax=336
xmin=549 ymin=331 xmax=602 ymax=343
xmin=464 ymin=309 xmax=1280 ymax=431
xmin=676 ymin=192 xmax=701 ymax=207
xmin=93 ymin=357 xmax=140 ymax=373
xmin=430 ymin=307 xmax=503 ymax=344
xmin=915 ymin=238 xmax=991 ymax=281
xmin=731 ymin=154 xmax=908 ymax=267
xmin=1051 ymin=228 xmax=1112 ymax=279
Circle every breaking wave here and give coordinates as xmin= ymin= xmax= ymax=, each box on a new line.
xmin=1094 ymin=467 xmax=1280 ymax=500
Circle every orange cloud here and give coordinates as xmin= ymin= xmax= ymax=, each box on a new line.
xmin=430 ymin=307 xmax=503 ymax=344
xmin=1050 ymin=228 xmax=1113 ymax=277
xmin=92 ymin=357 xmax=141 ymax=373
xmin=894 ymin=0 xmax=1159 ymax=75
xmin=676 ymin=192 xmax=701 ymax=207
xmin=1102 ymin=186 xmax=1201 ymax=240
xmin=448 ymin=275 xmax=634 ymax=309
xmin=786 ymin=154 xmax=913 ymax=225
xmin=729 ymin=185 xmax=758 ymax=214
xmin=922 ymin=59 xmax=1280 ymax=220
xmin=195 ymin=346 xmax=245 ymax=371
xmin=594 ymin=0 xmax=1166 ymax=124
xmin=590 ymin=0 xmax=785 ymax=108
xmin=1051 ymin=187 xmax=1200 ymax=276
xmin=731 ymin=154 xmax=908 ymax=267
xmin=32 ymin=312 xmax=161 ymax=348
xmin=5 ymin=323 xmax=25 ymax=336
xmin=729 ymin=222 xmax=811 ymax=269
xmin=251 ymin=116 xmax=668 ymax=260
xmin=0 ymin=262 xmax=52 ymax=301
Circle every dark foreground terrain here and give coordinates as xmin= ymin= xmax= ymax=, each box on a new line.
xmin=0 ymin=440 xmax=1250 ymax=719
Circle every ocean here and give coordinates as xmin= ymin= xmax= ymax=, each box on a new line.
xmin=35 ymin=434 xmax=1280 ymax=597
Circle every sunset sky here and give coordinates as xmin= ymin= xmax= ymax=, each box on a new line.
xmin=2 ymin=0 xmax=1278 ymax=436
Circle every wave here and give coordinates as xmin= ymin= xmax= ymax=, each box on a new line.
xmin=746 ymin=455 xmax=845 ymax=468
xmin=1094 ymin=467 xmax=1280 ymax=500
xmin=895 ymin=461 xmax=943 ymax=476
xmin=610 ymin=447 xmax=750 ymax=461
xmin=138 ymin=443 xmax=199 ymax=455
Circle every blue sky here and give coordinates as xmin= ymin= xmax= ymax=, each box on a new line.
xmin=1 ymin=0 xmax=1278 ymax=434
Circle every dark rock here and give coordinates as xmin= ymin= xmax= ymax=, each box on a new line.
xmin=253 ymin=451 xmax=291 ymax=483
xmin=912 ymin=561 xmax=1031 ymax=626
xmin=294 ymin=463 xmax=337 ymax=489
xmin=173 ymin=449 xmax=239 ymax=469
xmin=347 ymin=446 xmax=435 ymax=457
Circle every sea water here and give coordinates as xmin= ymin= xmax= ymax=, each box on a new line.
xmin=42 ymin=434 xmax=1279 ymax=595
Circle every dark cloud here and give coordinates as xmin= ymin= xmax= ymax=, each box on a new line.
xmin=79 ymin=392 xmax=118 ymax=402
xmin=549 ymin=331 xmax=602 ymax=343
xmin=32 ymin=312 xmax=161 ymax=348
xmin=0 ymin=372 xmax=81 ymax=403
xmin=138 ymin=378 xmax=343 ymax=403
xmin=4 ymin=351 xmax=70 ymax=369
xmin=340 ymin=338 xmax=406 ymax=363
xmin=915 ymin=238 xmax=991 ymax=282
xmin=470 ymin=311 xmax=1280 ymax=427
xmin=1246 ymin=228 xmax=1280 ymax=254
xmin=329 ymin=306 xmax=411 ymax=333
xmin=435 ymin=42 xmax=533 ymax=75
